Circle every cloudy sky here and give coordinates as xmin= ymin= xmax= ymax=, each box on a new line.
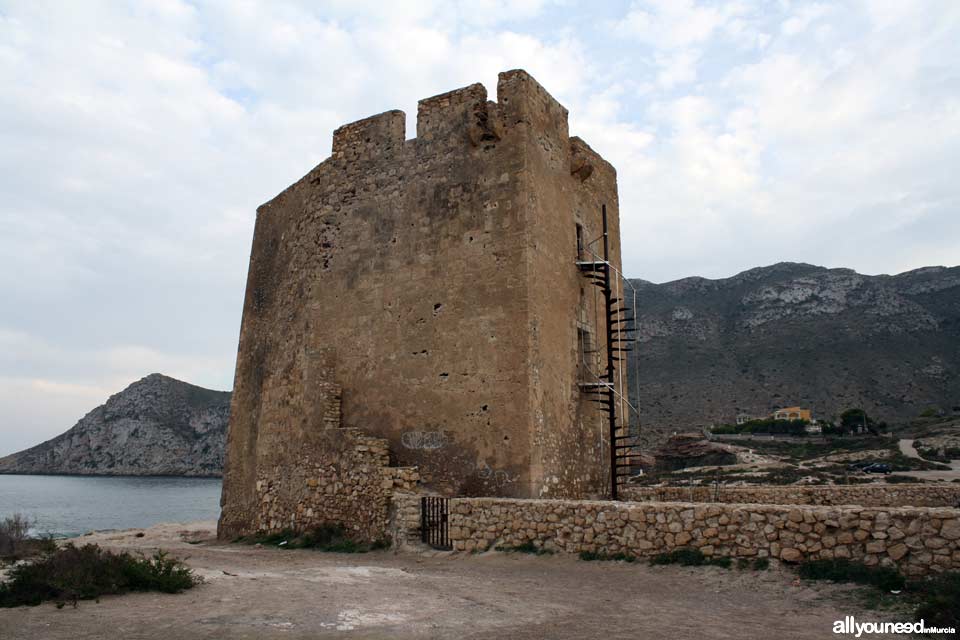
xmin=1 ymin=0 xmax=958 ymax=455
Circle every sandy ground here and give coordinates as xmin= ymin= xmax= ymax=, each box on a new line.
xmin=0 ymin=521 xmax=920 ymax=639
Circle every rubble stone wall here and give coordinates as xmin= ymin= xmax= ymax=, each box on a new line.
xmin=442 ymin=498 xmax=960 ymax=576
xmin=252 ymin=426 xmax=420 ymax=542
xmin=621 ymin=484 xmax=960 ymax=508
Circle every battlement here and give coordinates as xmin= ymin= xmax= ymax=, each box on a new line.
xmin=331 ymin=109 xmax=406 ymax=161
xmin=326 ymin=69 xmax=573 ymax=161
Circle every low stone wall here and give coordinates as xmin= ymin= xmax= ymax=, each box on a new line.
xmin=444 ymin=498 xmax=960 ymax=576
xmin=621 ymin=484 xmax=960 ymax=508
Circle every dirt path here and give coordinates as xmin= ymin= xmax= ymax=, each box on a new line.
xmin=0 ymin=522 xmax=919 ymax=639
xmin=898 ymin=439 xmax=920 ymax=459
xmin=896 ymin=439 xmax=960 ymax=482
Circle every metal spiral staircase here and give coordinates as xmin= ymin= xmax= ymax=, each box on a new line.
xmin=576 ymin=205 xmax=643 ymax=499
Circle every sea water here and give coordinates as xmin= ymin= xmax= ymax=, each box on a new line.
xmin=0 ymin=474 xmax=222 ymax=537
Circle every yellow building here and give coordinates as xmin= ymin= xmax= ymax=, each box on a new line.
xmin=772 ymin=407 xmax=812 ymax=421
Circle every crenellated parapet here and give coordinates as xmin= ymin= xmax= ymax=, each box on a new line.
xmin=331 ymin=109 xmax=406 ymax=162
xmin=319 ymin=70 xmax=580 ymax=171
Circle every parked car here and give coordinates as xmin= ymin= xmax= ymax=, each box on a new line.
xmin=862 ymin=463 xmax=892 ymax=474
xmin=847 ymin=461 xmax=873 ymax=471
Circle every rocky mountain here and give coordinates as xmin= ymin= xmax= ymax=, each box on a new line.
xmin=0 ymin=374 xmax=230 ymax=477
xmin=3 ymin=263 xmax=956 ymax=475
xmin=627 ymin=263 xmax=960 ymax=443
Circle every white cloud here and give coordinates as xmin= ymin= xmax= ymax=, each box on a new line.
xmin=0 ymin=1 xmax=958 ymax=454
xmin=780 ymin=3 xmax=831 ymax=36
xmin=616 ymin=0 xmax=731 ymax=49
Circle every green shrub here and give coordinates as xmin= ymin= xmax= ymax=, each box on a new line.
xmin=0 ymin=544 xmax=199 ymax=608
xmin=737 ymin=557 xmax=770 ymax=570
xmin=649 ymin=547 xmax=731 ymax=568
xmin=711 ymin=418 xmax=809 ymax=437
xmin=0 ymin=514 xmax=57 ymax=562
xmin=909 ymin=572 xmax=960 ymax=630
xmin=883 ymin=475 xmax=916 ymax=484
xmin=798 ymin=559 xmax=905 ymax=591
xmin=579 ymin=550 xmax=636 ymax=562
xmin=495 ymin=541 xmax=554 ymax=555
xmin=235 ymin=524 xmax=387 ymax=553
xmin=799 ymin=561 xmax=959 ymax=629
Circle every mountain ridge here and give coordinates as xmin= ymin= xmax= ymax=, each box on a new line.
xmin=2 ymin=261 xmax=957 ymax=475
xmin=626 ymin=262 xmax=960 ymax=443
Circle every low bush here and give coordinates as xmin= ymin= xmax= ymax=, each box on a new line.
xmin=883 ymin=475 xmax=917 ymax=484
xmin=798 ymin=559 xmax=905 ymax=591
xmin=0 ymin=544 xmax=199 ymax=608
xmin=798 ymin=560 xmax=960 ymax=629
xmin=0 ymin=513 xmax=56 ymax=561
xmin=579 ymin=550 xmax=636 ymax=562
xmin=495 ymin=541 xmax=554 ymax=555
xmin=909 ymin=571 xmax=960 ymax=630
xmin=886 ymin=452 xmax=950 ymax=471
xmin=649 ymin=548 xmax=731 ymax=568
xmin=737 ymin=557 xmax=770 ymax=570
xmin=235 ymin=524 xmax=388 ymax=553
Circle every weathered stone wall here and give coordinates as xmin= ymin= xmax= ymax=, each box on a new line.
xmin=621 ymin=484 xmax=960 ymax=508
xmin=219 ymin=366 xmax=420 ymax=540
xmin=389 ymin=492 xmax=428 ymax=550
xmin=220 ymin=69 xmax=622 ymax=539
xmin=442 ymin=498 xmax=960 ymax=576
xmin=254 ymin=427 xmax=418 ymax=542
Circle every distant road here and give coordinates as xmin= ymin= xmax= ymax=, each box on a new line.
xmin=895 ymin=438 xmax=960 ymax=482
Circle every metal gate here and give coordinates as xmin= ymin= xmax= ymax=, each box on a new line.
xmin=421 ymin=496 xmax=451 ymax=549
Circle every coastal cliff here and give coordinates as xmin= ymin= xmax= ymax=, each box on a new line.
xmin=0 ymin=374 xmax=230 ymax=476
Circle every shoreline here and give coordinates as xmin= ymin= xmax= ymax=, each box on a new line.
xmin=0 ymin=472 xmax=222 ymax=479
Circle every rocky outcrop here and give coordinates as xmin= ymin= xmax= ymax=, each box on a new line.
xmin=627 ymin=263 xmax=960 ymax=442
xmin=0 ymin=374 xmax=230 ymax=477
xmin=653 ymin=434 xmax=738 ymax=471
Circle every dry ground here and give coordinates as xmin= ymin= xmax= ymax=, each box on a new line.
xmin=0 ymin=521 xmax=917 ymax=640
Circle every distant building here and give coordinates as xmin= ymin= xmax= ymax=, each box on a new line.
xmin=736 ymin=413 xmax=752 ymax=425
xmin=772 ymin=406 xmax=812 ymax=422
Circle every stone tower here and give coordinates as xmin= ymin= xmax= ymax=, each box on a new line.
xmin=219 ymin=70 xmax=626 ymax=540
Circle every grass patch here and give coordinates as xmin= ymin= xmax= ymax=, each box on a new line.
xmin=495 ymin=541 xmax=554 ymax=555
xmin=579 ymin=550 xmax=637 ymax=562
xmin=649 ymin=547 xmax=731 ymax=568
xmin=235 ymin=524 xmax=388 ymax=553
xmin=0 ymin=544 xmax=199 ymax=608
xmin=909 ymin=572 xmax=960 ymax=630
xmin=883 ymin=475 xmax=918 ymax=484
xmin=798 ymin=559 xmax=905 ymax=591
xmin=798 ymin=560 xmax=960 ymax=629
xmin=737 ymin=557 xmax=770 ymax=571
xmin=886 ymin=452 xmax=951 ymax=471
xmin=744 ymin=437 xmax=892 ymax=462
